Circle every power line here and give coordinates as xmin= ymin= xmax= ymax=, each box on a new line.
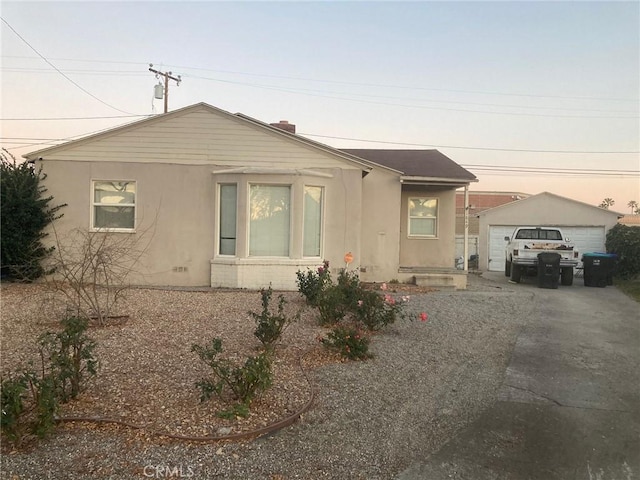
xmin=0 ymin=18 xmax=136 ymax=115
xmin=1 ymin=115 xmax=150 ymax=121
xmin=300 ymin=132 xmax=640 ymax=154
xmin=3 ymin=54 xmax=639 ymax=104
xmin=3 ymin=66 xmax=635 ymax=116
xmin=186 ymin=74 xmax=638 ymax=119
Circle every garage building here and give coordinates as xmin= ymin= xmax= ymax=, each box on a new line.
xmin=477 ymin=192 xmax=623 ymax=272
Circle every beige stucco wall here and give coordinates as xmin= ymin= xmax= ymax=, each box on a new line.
xmin=477 ymin=193 xmax=622 ymax=271
xmin=359 ymin=169 xmax=402 ymax=282
xmin=40 ymin=160 xmax=365 ymax=289
xmin=397 ymin=186 xmax=457 ymax=272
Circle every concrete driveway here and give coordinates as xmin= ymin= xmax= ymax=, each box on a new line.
xmin=397 ymin=271 xmax=640 ymax=480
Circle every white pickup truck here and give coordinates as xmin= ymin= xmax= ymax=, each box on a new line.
xmin=504 ymin=227 xmax=579 ymax=285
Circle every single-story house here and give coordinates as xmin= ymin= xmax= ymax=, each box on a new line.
xmin=25 ymin=102 xmax=477 ymax=290
xmin=477 ymin=191 xmax=624 ymax=272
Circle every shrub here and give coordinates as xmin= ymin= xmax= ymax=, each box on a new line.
xmin=321 ymin=325 xmax=371 ymax=360
xmin=296 ymin=260 xmax=330 ymax=306
xmin=354 ymin=289 xmax=409 ymax=331
xmin=0 ymin=370 xmax=58 ymax=448
xmin=606 ymin=224 xmax=640 ymax=279
xmin=39 ymin=316 xmax=99 ymax=403
xmin=0 ymin=148 xmax=65 ymax=281
xmin=192 ymin=338 xmax=273 ymax=408
xmin=250 ymin=286 xmax=299 ymax=350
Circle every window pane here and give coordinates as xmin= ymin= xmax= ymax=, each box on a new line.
xmin=219 ymin=184 xmax=237 ymax=255
xmin=249 ymin=185 xmax=290 ymax=256
xmin=410 ymin=218 xmax=436 ymax=236
xmin=92 ymin=181 xmax=136 ymax=230
xmin=409 ymin=198 xmax=437 ymax=236
xmin=94 ymin=206 xmax=135 ymax=229
xmin=303 ymin=186 xmax=322 ymax=257
xmin=94 ymin=181 xmax=135 ymax=204
xmin=409 ymin=198 xmax=437 ymax=218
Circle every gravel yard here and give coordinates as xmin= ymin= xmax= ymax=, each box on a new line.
xmin=1 ymin=274 xmax=533 ymax=479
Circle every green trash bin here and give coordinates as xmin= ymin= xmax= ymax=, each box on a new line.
xmin=582 ymin=253 xmax=617 ymax=287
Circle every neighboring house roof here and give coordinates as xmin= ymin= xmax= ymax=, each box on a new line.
xmin=619 ymin=215 xmax=640 ymax=226
xmin=477 ymin=191 xmax=625 ymax=218
xmin=340 ymin=149 xmax=477 ymax=186
xmin=455 ymin=191 xmax=530 ymax=211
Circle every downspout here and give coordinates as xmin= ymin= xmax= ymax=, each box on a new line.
xmin=464 ymin=185 xmax=469 ymax=272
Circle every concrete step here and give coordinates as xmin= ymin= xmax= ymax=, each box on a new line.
xmin=414 ymin=274 xmax=458 ymax=291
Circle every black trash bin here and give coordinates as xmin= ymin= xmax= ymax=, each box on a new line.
xmin=537 ymin=252 xmax=561 ymax=289
xmin=583 ymin=253 xmax=617 ymax=287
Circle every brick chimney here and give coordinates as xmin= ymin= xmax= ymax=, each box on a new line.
xmin=270 ymin=120 xmax=296 ymax=134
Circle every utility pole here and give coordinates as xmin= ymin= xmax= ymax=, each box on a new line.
xmin=149 ymin=64 xmax=181 ymax=113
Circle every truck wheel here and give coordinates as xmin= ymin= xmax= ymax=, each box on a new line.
xmin=505 ymin=259 xmax=511 ymax=276
xmin=510 ymin=264 xmax=521 ymax=283
xmin=561 ymin=267 xmax=574 ymax=286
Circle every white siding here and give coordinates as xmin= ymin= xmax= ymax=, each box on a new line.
xmin=42 ymin=107 xmax=362 ymax=170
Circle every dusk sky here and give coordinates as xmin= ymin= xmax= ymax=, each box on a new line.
xmin=1 ymin=1 xmax=638 ymax=210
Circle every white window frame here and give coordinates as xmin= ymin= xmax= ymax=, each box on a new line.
xmin=218 ymin=183 xmax=238 ymax=256
xmin=90 ymin=180 xmax=136 ymax=232
xmin=302 ymin=185 xmax=324 ymax=258
xmin=408 ymin=197 xmax=438 ymax=238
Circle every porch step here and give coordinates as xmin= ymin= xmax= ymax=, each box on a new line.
xmin=413 ymin=273 xmax=458 ymax=291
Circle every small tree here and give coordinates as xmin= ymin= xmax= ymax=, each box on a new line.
xmin=0 ymin=149 xmax=65 ymax=280
xmin=599 ymin=198 xmax=615 ymax=210
xmin=627 ymin=200 xmax=639 ymax=215
xmin=45 ymin=227 xmax=152 ymax=325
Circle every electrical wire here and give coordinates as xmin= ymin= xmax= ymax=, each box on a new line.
xmin=299 ymin=133 xmax=640 ymax=154
xmin=0 ymin=18 xmax=137 ymax=115
xmin=3 ymin=66 xmax=636 ymax=115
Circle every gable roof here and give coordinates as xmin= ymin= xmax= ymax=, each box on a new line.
xmin=23 ymin=102 xmax=384 ymax=173
xmin=341 ymin=149 xmax=477 ymax=186
xmin=477 ymin=191 xmax=625 ymax=218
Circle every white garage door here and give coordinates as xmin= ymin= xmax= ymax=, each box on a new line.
xmin=487 ymin=225 xmax=606 ymax=272
xmin=561 ymin=226 xmax=606 ymax=265
xmin=488 ymin=226 xmax=517 ymax=271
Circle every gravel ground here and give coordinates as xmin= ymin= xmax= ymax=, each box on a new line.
xmin=1 ymin=273 xmax=534 ymax=479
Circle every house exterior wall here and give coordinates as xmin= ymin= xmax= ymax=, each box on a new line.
xmin=40 ymin=160 xmax=217 ymax=286
xmin=399 ymin=186 xmax=457 ymax=270
xmin=359 ymin=168 xmax=402 ymax=282
xmin=35 ymin=105 xmax=369 ymax=289
xmin=477 ymin=193 xmax=621 ymax=271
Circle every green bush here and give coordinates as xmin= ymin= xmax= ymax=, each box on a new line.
xmin=0 ymin=370 xmax=58 ymax=448
xmin=354 ymin=289 xmax=408 ymax=331
xmin=606 ymin=224 xmax=640 ymax=279
xmin=1 ymin=315 xmax=99 ymax=447
xmin=39 ymin=316 xmax=99 ymax=403
xmin=321 ymin=325 xmax=371 ymax=360
xmin=0 ymin=149 xmax=65 ymax=281
xmin=250 ymin=286 xmax=299 ymax=350
xmin=192 ymin=338 xmax=273 ymax=408
xmin=296 ymin=260 xmax=331 ymax=306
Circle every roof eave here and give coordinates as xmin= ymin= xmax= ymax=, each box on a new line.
xmin=400 ymin=176 xmax=478 ymax=187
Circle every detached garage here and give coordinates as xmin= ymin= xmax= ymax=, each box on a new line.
xmin=477 ymin=192 xmax=622 ymax=272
